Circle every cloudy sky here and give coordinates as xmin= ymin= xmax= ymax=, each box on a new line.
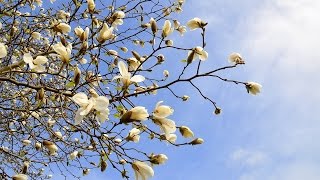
xmin=78 ymin=0 xmax=320 ymax=179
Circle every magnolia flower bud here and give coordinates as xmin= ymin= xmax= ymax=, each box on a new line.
xmin=22 ymin=139 xmax=31 ymax=146
xmin=246 ymin=82 xmax=262 ymax=95
xmin=74 ymin=66 xmax=81 ymax=87
xmin=131 ymin=51 xmax=141 ymax=61
xmin=31 ymin=32 xmax=41 ymax=40
xmin=101 ymin=160 xmax=107 ymax=172
xmin=119 ymin=159 xmax=127 ymax=164
xmin=179 ymin=126 xmax=194 ymax=138
xmin=37 ymin=88 xmax=45 ymax=101
xmin=22 ymin=161 xmax=29 ymax=174
xmin=150 ymin=18 xmax=157 ymax=35
xmin=35 ymin=142 xmax=42 ymax=151
xmin=69 ymin=151 xmax=78 ymax=160
xmin=163 ymin=70 xmax=169 ymax=78
xmin=12 ymin=174 xmax=28 ymax=180
xmin=150 ymin=154 xmax=168 ymax=165
xmin=190 ymin=138 xmax=204 ymax=145
xmin=165 ymin=40 xmax=173 ymax=46
xmin=214 ymin=107 xmax=222 ymax=115
xmin=187 ymin=17 xmax=207 ymax=30
xmin=43 ymin=140 xmax=58 ymax=155
xmin=120 ymin=47 xmax=128 ymax=52
xmin=182 ymin=95 xmax=189 ymax=101
xmin=162 ymin=20 xmax=172 ymax=38
xmin=87 ymin=0 xmax=95 ymax=13
xmin=157 ymin=54 xmax=165 ymax=64
xmin=229 ymin=52 xmax=245 ymax=64
xmin=55 ymin=23 xmax=71 ymax=34
xmin=83 ymin=168 xmax=90 ymax=176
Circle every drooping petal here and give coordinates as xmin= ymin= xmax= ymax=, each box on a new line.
xmin=199 ymin=50 xmax=208 ymax=61
xmin=154 ymin=118 xmax=176 ymax=137
xmin=153 ymin=101 xmax=174 ymax=118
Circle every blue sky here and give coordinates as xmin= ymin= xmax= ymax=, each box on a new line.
xmin=54 ymin=0 xmax=320 ymax=179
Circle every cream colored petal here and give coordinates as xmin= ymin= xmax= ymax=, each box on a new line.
xmin=74 ymin=109 xmax=84 ymax=125
xmin=94 ymin=96 xmax=109 ymax=112
xmin=118 ymin=61 xmax=129 ymax=77
xmin=72 ymin=92 xmax=89 ymax=107
xmin=23 ymin=53 xmax=34 ymax=64
xmin=80 ymin=98 xmax=95 ymax=116
xmin=130 ymin=75 xmax=145 ymax=83
xmin=34 ymin=56 xmax=48 ymax=65
xmin=199 ymin=50 xmax=208 ymax=61
xmin=0 ymin=43 xmax=7 ymax=58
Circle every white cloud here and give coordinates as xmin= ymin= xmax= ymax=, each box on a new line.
xmin=230 ymin=148 xmax=269 ymax=167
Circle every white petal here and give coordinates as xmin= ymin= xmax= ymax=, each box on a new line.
xmin=130 ymin=75 xmax=145 ymax=83
xmin=118 ymin=61 xmax=129 ymax=77
xmin=75 ymin=109 xmax=84 ymax=125
xmin=23 ymin=53 xmax=34 ymax=64
xmin=72 ymin=92 xmax=89 ymax=107
xmin=34 ymin=56 xmax=48 ymax=65
xmin=94 ymin=96 xmax=109 ymax=112
xmin=0 ymin=43 xmax=7 ymax=58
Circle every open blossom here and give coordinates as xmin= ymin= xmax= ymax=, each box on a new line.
xmin=72 ymin=92 xmax=110 ymax=125
xmin=229 ymin=52 xmax=244 ymax=64
xmin=126 ymin=128 xmax=141 ymax=143
xmin=97 ymin=23 xmax=114 ymax=43
xmin=74 ymin=26 xmax=89 ymax=41
xmin=120 ymin=106 xmax=149 ymax=124
xmin=187 ymin=17 xmax=206 ymax=30
xmin=23 ymin=53 xmax=48 ymax=72
xmin=55 ymin=23 xmax=71 ymax=34
xmin=153 ymin=101 xmax=174 ymax=119
xmin=43 ymin=140 xmax=58 ymax=155
xmin=12 ymin=174 xmax=28 ymax=180
xmin=69 ymin=151 xmax=78 ymax=160
xmin=0 ymin=43 xmax=7 ymax=58
xmin=128 ymin=57 xmax=141 ymax=71
xmin=52 ymin=42 xmax=72 ymax=63
xmin=246 ymin=82 xmax=262 ymax=95
xmin=187 ymin=46 xmax=208 ymax=62
xmin=111 ymin=11 xmax=125 ymax=27
xmin=150 ymin=154 xmax=168 ymax=165
xmin=152 ymin=101 xmax=176 ymax=137
xmin=179 ymin=126 xmax=194 ymax=138
xmin=31 ymin=32 xmax=41 ymax=40
xmin=132 ymin=161 xmax=154 ymax=180
xmin=162 ymin=20 xmax=173 ymax=38
xmin=113 ymin=61 xmax=145 ymax=87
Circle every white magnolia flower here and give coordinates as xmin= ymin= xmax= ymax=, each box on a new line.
xmin=56 ymin=23 xmax=71 ymax=34
xmin=150 ymin=154 xmax=168 ymax=165
xmin=111 ymin=11 xmax=125 ymax=27
xmin=22 ymin=139 xmax=31 ymax=146
xmin=128 ymin=57 xmax=141 ymax=71
xmin=162 ymin=20 xmax=173 ymax=38
xmin=229 ymin=52 xmax=244 ymax=64
xmin=79 ymin=58 xmax=87 ymax=64
xmin=72 ymin=92 xmax=110 ymax=124
xmin=113 ymin=61 xmax=145 ymax=87
xmin=164 ymin=133 xmax=177 ymax=143
xmin=177 ymin=26 xmax=187 ymax=35
xmin=97 ymin=23 xmax=114 ymax=43
xmin=43 ymin=140 xmax=58 ymax=155
xmin=31 ymin=32 xmax=41 ymax=40
xmin=126 ymin=128 xmax=140 ymax=143
xmin=12 ymin=174 xmax=28 ymax=180
xmin=23 ymin=53 xmax=48 ymax=72
xmin=120 ymin=106 xmax=149 ymax=123
xmin=153 ymin=117 xmax=176 ymax=137
xmin=190 ymin=138 xmax=204 ymax=145
xmin=163 ymin=70 xmax=169 ymax=78
xmin=69 ymin=151 xmax=78 ymax=160
xmin=246 ymin=82 xmax=262 ymax=95
xmin=179 ymin=126 xmax=194 ymax=138
xmin=188 ymin=46 xmax=208 ymax=62
xmin=54 ymin=131 xmax=63 ymax=139
xmin=153 ymin=101 xmax=174 ymax=119
xmin=52 ymin=42 xmax=72 ymax=63
xmin=187 ymin=17 xmax=206 ymax=30
xmin=132 ymin=161 xmax=154 ymax=180
xmin=107 ymin=49 xmax=118 ymax=58
xmin=0 ymin=43 xmax=7 ymax=58
xmin=87 ymin=0 xmax=95 ymax=12
xmin=74 ymin=26 xmax=89 ymax=41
